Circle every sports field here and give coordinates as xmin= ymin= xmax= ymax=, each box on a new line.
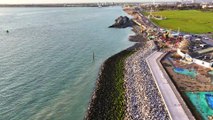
xmin=151 ymin=10 xmax=213 ymax=34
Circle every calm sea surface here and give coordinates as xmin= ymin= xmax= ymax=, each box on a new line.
xmin=0 ymin=7 xmax=133 ymax=120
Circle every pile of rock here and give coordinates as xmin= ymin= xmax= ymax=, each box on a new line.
xmin=124 ymin=41 xmax=170 ymax=120
xmin=109 ymin=16 xmax=133 ymax=28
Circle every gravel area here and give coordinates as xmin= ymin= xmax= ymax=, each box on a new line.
xmin=124 ymin=41 xmax=170 ymax=120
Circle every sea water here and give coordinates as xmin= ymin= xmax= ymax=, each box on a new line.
xmin=0 ymin=7 xmax=133 ymax=120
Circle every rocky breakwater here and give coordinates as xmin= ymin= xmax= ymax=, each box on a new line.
xmin=85 ymin=45 xmax=139 ymax=120
xmin=124 ymin=41 xmax=170 ymax=120
xmin=109 ymin=16 xmax=134 ymax=28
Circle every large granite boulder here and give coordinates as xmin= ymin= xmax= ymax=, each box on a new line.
xmin=109 ymin=16 xmax=133 ymax=28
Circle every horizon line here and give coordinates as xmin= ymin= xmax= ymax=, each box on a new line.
xmin=0 ymin=1 xmax=181 ymax=5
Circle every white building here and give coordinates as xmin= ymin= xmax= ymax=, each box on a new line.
xmin=177 ymin=48 xmax=213 ymax=69
xmin=202 ymin=4 xmax=213 ymax=9
xmin=192 ymin=0 xmax=195 ymax=3
xmin=192 ymin=58 xmax=213 ymax=68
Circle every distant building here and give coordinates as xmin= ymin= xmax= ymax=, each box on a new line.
xmin=202 ymin=4 xmax=208 ymax=8
xmin=192 ymin=58 xmax=213 ymax=68
xmin=202 ymin=3 xmax=213 ymax=9
xmin=192 ymin=0 xmax=195 ymax=3
xmin=177 ymin=4 xmax=183 ymax=7
xmin=177 ymin=48 xmax=213 ymax=69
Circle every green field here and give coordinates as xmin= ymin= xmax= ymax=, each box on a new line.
xmin=151 ymin=10 xmax=213 ymax=34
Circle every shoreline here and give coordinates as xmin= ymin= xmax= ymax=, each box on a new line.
xmin=85 ymin=9 xmax=146 ymax=119
xmin=85 ymin=8 xmax=169 ymax=119
xmin=85 ymin=43 xmax=141 ymax=119
xmin=86 ymin=6 xmax=212 ymax=120
xmin=84 ymin=16 xmax=148 ymax=119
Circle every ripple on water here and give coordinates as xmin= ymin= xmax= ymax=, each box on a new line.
xmin=0 ymin=7 xmax=133 ymax=120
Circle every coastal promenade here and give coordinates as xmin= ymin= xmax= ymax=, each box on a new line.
xmin=146 ymin=51 xmax=190 ymax=120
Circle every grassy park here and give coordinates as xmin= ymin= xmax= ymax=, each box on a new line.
xmin=151 ymin=10 xmax=213 ymax=34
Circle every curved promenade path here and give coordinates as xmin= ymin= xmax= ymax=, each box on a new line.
xmin=146 ymin=51 xmax=193 ymax=120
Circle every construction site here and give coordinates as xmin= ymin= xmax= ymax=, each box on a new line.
xmin=124 ymin=4 xmax=213 ymax=120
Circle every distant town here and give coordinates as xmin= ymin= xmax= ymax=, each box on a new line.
xmin=0 ymin=1 xmax=212 ymax=9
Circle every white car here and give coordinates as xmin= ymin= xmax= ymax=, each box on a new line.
xmin=204 ymin=37 xmax=209 ymax=40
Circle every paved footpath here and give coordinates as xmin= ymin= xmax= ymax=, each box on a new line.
xmin=146 ymin=51 xmax=190 ymax=120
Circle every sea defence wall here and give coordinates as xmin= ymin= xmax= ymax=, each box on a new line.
xmin=85 ymin=44 xmax=141 ymax=120
xmin=85 ymin=41 xmax=170 ymax=120
xmin=86 ymin=8 xmax=170 ymax=120
xmin=124 ymin=41 xmax=170 ymax=120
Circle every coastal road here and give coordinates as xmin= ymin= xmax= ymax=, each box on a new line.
xmin=146 ymin=51 xmax=190 ymax=120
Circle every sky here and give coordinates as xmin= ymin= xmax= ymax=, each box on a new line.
xmin=0 ymin=0 xmax=180 ymax=4
xmin=0 ymin=0 xmax=211 ymax=4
